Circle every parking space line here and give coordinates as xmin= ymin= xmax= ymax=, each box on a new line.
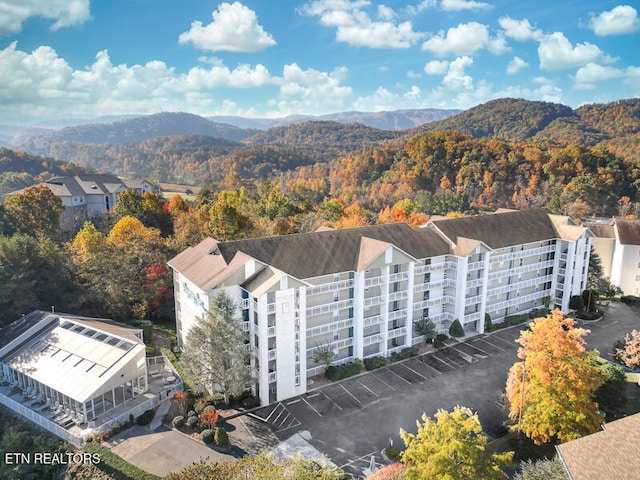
xmin=302 ymin=396 xmax=323 ymax=417
xmin=272 ymin=407 xmax=287 ymax=425
xmin=321 ymin=390 xmax=343 ymax=411
xmin=339 ymin=383 xmax=362 ymax=404
xmin=399 ymin=362 xmax=427 ymax=380
xmin=357 ymin=380 xmax=379 ymax=397
xmin=370 ymin=371 xmax=396 ymax=391
xmin=385 ymin=366 xmax=412 ymax=384
xmin=418 ymin=356 xmax=443 ymax=374
xmin=264 ymin=403 xmax=282 ymax=423
xmin=451 ymin=346 xmax=474 ymax=363
xmin=433 ymin=353 xmax=456 ymax=369
xmin=492 ymin=335 xmax=517 ymax=348
xmin=463 ymin=341 xmax=490 ymax=357
xmin=474 ymin=337 xmax=505 ymax=351
xmin=286 ymin=399 xmax=300 ymax=405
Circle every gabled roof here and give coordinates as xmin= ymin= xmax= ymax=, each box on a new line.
xmin=585 ymin=223 xmax=615 ymax=239
xmin=216 ymin=223 xmax=451 ymax=279
xmin=556 ymin=413 xmax=640 ymax=480
xmin=615 ymin=219 xmax=640 ymax=245
xmin=430 ymin=209 xmax=559 ymax=249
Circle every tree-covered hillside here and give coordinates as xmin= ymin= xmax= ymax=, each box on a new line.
xmin=0 ymin=148 xmax=92 ymax=194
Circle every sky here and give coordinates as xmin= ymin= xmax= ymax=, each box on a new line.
xmin=1 ymin=0 xmax=639 ymax=125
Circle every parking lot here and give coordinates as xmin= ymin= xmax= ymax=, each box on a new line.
xmin=251 ymin=304 xmax=638 ymax=479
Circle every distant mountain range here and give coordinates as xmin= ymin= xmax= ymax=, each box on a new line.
xmin=2 ymin=98 xmax=639 ymax=186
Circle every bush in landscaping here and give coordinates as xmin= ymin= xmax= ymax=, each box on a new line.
xmin=621 ymin=295 xmax=640 ymax=306
xmin=186 ymin=415 xmax=199 ymax=429
xmin=364 ymin=356 xmax=387 ymax=370
xmin=504 ymin=313 xmax=530 ymax=327
xmin=207 ymin=393 xmax=225 ymax=406
xmin=172 ymin=415 xmax=185 ymax=428
xmin=390 ymin=346 xmax=419 ymax=362
xmin=200 ymin=429 xmax=215 ymax=444
xmin=135 ymin=319 xmax=154 ymax=344
xmin=145 ymin=346 xmax=155 ymax=356
xmin=136 ymin=409 xmax=155 ymax=426
xmin=240 ymin=395 xmax=260 ymax=409
xmin=214 ymin=427 xmax=229 ymax=446
xmin=449 ymin=319 xmax=464 ymax=338
xmin=433 ymin=334 xmax=448 ymax=348
xmin=385 ymin=446 xmax=401 ymax=461
xmin=187 ymin=409 xmax=197 ymax=417
xmin=484 ymin=313 xmax=492 ymax=332
xmin=569 ymin=295 xmax=584 ymax=311
xmin=325 ymin=362 xmax=362 ymax=381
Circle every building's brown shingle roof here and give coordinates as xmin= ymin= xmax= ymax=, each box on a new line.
xmin=216 ymin=223 xmax=451 ymax=279
xmin=430 ymin=208 xmax=559 ymax=249
xmin=556 ymin=413 xmax=640 ymax=480
xmin=585 ymin=223 xmax=615 ymax=238
xmin=615 ymin=219 xmax=640 ymax=245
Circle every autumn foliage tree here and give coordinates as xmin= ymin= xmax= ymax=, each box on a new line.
xmin=505 ymin=310 xmax=605 ymax=445
xmin=615 ymin=329 xmax=640 ymax=369
xmin=3 ymin=185 xmax=64 ymax=238
xmin=199 ymin=409 xmax=220 ymax=430
xmin=400 ymin=406 xmax=512 ymax=480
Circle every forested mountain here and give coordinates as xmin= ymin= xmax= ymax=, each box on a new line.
xmin=410 ymin=98 xmax=575 ymax=141
xmin=208 ymin=108 xmax=460 ymax=130
xmin=20 ymin=112 xmax=258 ymax=150
xmin=0 ymin=148 xmax=93 ymax=195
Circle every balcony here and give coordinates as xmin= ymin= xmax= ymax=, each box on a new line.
xmin=268 ymin=349 xmax=277 ymax=361
xmin=363 ymin=295 xmax=385 ymax=308
xmin=388 ymin=271 xmax=409 ymax=282
xmin=267 ymin=326 xmax=276 ymax=337
xmin=363 ymin=334 xmax=383 ymax=346
xmin=415 ymin=261 xmax=457 ymax=274
xmin=388 ymin=326 xmax=407 ymax=340
xmin=306 ymin=279 xmax=355 ymax=296
xmin=306 ymin=337 xmax=353 ymax=356
xmin=414 ymin=277 xmax=456 ymax=293
xmin=363 ymin=314 xmax=384 ymax=328
xmin=464 ymin=295 xmax=483 ymax=307
xmin=488 ymin=260 xmax=554 ymax=280
xmin=413 ymin=295 xmax=456 ymax=311
xmin=307 ymin=319 xmax=354 ymax=338
xmin=388 ymin=290 xmax=408 ymax=302
xmin=241 ymin=298 xmax=250 ymax=309
xmin=489 ymin=244 xmax=556 ymax=265
xmin=485 ymin=290 xmax=548 ymax=313
xmin=467 ymin=260 xmax=485 ymax=271
xmin=486 ymin=274 xmax=553 ymax=297
xmin=388 ymin=309 xmax=407 ymax=321
xmin=306 ymin=298 xmax=354 ymax=317
xmin=364 ymin=276 xmax=386 ymax=288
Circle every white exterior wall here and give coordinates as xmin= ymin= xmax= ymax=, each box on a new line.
xmin=173 ymin=272 xmax=208 ymax=350
xmin=275 ymin=288 xmax=299 ymax=401
xmin=611 ymin=243 xmax=640 ymax=295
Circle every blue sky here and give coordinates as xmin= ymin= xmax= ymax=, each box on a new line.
xmin=1 ymin=0 xmax=639 ymax=125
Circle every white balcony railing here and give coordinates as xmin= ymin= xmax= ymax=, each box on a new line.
xmin=487 ymin=274 xmax=553 ymax=297
xmin=306 ymin=279 xmax=355 ymax=296
xmin=306 ymin=298 xmax=354 ymax=317
xmin=414 ymin=277 xmax=456 ymax=293
xmin=489 ymin=244 xmax=556 ymax=265
xmin=413 ymin=295 xmax=456 ymax=311
xmin=307 ymin=319 xmax=354 ymax=338
xmin=387 ymin=326 xmax=407 ymax=339
xmin=488 ymin=260 xmax=554 ymax=280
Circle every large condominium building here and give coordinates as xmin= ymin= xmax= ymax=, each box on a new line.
xmin=168 ymin=208 xmax=591 ymax=406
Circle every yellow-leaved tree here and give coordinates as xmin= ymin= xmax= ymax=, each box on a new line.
xmin=400 ymin=406 xmax=512 ymax=480
xmin=505 ymin=310 xmax=605 ymax=445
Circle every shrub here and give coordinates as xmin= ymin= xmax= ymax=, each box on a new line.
xmin=135 ymin=319 xmax=154 ymax=344
xmin=449 ymin=319 xmax=464 ymax=338
xmin=484 ymin=313 xmax=492 ymax=332
xmin=214 ymin=427 xmax=229 ymax=446
xmin=385 ymin=446 xmax=401 ymax=461
xmin=354 ymin=357 xmax=365 ymax=370
xmin=186 ymin=415 xmax=199 ymax=429
xmin=621 ymin=295 xmax=640 ymax=306
xmin=145 ymin=346 xmax=155 ymax=356
xmin=364 ymin=356 xmax=387 ymax=370
xmin=187 ymin=409 xmax=197 ymax=417
xmin=136 ymin=409 xmax=155 ymax=425
xmin=325 ymin=362 xmax=362 ymax=381
xmin=569 ymin=295 xmax=585 ymax=311
xmin=390 ymin=346 xmax=419 ymax=362
xmin=241 ymin=395 xmax=260 ymax=409
xmin=207 ymin=393 xmax=225 ymax=406
xmin=433 ymin=334 xmax=448 ymax=348
xmin=172 ymin=415 xmax=185 ymax=428
xmin=200 ymin=428 xmax=215 ymax=444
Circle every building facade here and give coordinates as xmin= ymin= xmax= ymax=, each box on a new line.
xmin=588 ymin=218 xmax=640 ymax=295
xmin=169 ymin=208 xmax=591 ymax=406
xmin=7 ymin=175 xmax=153 ymax=232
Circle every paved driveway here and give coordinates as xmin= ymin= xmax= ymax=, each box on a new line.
xmin=251 ymin=303 xmax=640 ymax=479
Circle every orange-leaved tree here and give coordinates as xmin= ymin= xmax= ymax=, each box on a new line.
xmin=505 ymin=310 xmax=605 ymax=445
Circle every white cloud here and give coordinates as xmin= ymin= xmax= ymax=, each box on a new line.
xmin=488 ymin=35 xmax=510 ymax=55
xmin=0 ymin=0 xmax=89 ymax=35
xmin=574 ymin=63 xmax=624 ymax=89
xmin=422 ymin=22 xmax=490 ymax=56
xmin=301 ymin=0 xmax=423 ymax=48
xmin=178 ymin=2 xmax=276 ymax=52
xmin=538 ymin=32 xmax=614 ymax=70
xmin=424 ymin=60 xmax=450 ymax=75
xmin=441 ymin=0 xmax=490 ymax=11
xmin=443 ymin=56 xmax=474 ymax=90
xmin=498 ymin=16 xmax=544 ymax=41
xmin=405 ymin=0 xmax=437 ymax=15
xmin=0 ymin=42 xmax=357 ymax=123
xmin=406 ymin=69 xmax=422 ymax=79
xmin=377 ymin=4 xmax=395 ymax=20
xmin=589 ymin=5 xmax=640 ymax=36
xmin=507 ymin=56 xmax=528 ymax=74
